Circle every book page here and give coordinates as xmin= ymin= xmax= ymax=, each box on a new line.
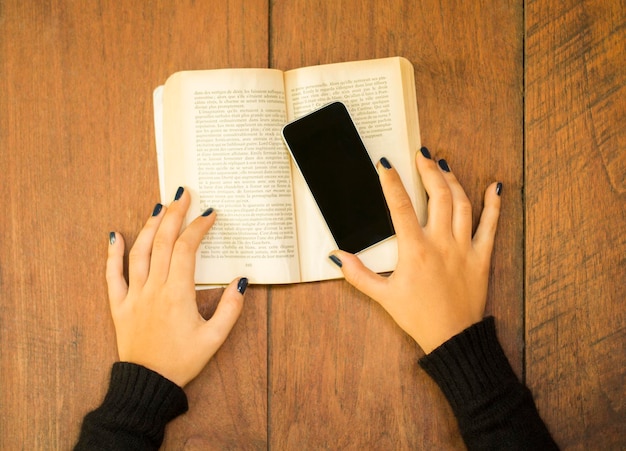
xmin=284 ymin=57 xmax=427 ymax=282
xmin=162 ymin=69 xmax=301 ymax=284
xmin=153 ymin=85 xmax=167 ymax=203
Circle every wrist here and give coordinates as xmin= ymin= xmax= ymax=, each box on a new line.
xmin=417 ymin=316 xmax=483 ymax=355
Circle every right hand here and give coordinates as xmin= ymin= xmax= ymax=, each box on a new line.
xmin=330 ymin=148 xmax=501 ymax=353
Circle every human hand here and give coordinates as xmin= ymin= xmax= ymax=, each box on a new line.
xmin=106 ymin=187 xmax=247 ymax=387
xmin=330 ymin=148 xmax=501 ymax=354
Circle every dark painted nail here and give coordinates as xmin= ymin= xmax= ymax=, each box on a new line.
xmin=380 ymin=157 xmax=392 ymax=169
xmin=152 ymin=203 xmax=163 ymax=216
xmin=329 ymin=254 xmax=343 ymax=268
xmin=174 ymin=186 xmax=184 ymax=201
xmin=201 ymin=207 xmax=214 ymax=217
xmin=496 ymin=182 xmax=503 ymax=196
xmin=109 ymin=232 xmax=116 ymax=245
xmin=152 ymin=204 xmax=163 ymax=216
xmin=438 ymin=159 xmax=451 ymax=172
xmin=420 ymin=146 xmax=431 ymax=159
xmin=237 ymin=277 xmax=249 ymax=295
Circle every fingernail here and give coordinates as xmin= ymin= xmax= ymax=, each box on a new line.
xmin=438 ymin=159 xmax=451 ymax=172
xmin=237 ymin=277 xmax=249 ymax=295
xmin=174 ymin=186 xmax=184 ymax=201
xmin=379 ymin=157 xmax=392 ymax=169
xmin=201 ymin=207 xmax=214 ymax=217
xmin=496 ymin=182 xmax=503 ymax=196
xmin=329 ymin=254 xmax=343 ymax=268
xmin=420 ymin=146 xmax=431 ymax=159
xmin=152 ymin=203 xmax=163 ymax=216
xmin=109 ymin=232 xmax=116 ymax=245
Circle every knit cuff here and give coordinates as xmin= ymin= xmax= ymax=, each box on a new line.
xmin=418 ymin=316 xmax=519 ymax=412
xmin=98 ymin=362 xmax=189 ymax=443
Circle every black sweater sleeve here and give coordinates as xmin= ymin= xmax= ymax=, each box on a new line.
xmin=419 ymin=317 xmax=559 ymax=450
xmin=74 ymin=362 xmax=188 ymax=450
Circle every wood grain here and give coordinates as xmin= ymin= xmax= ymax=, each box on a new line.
xmin=0 ymin=1 xmax=268 ymax=449
xmin=269 ymin=1 xmax=523 ymax=448
xmin=525 ymin=0 xmax=626 ymax=448
xmin=4 ymin=0 xmax=623 ymax=449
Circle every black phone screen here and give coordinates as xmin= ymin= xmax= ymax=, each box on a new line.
xmin=282 ymin=102 xmax=394 ymax=254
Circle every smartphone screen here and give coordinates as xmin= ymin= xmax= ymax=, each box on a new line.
xmin=282 ymin=102 xmax=394 ymax=254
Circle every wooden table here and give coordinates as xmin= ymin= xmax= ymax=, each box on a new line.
xmin=1 ymin=1 xmax=624 ymax=449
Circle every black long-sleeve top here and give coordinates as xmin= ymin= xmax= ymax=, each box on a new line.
xmin=75 ymin=317 xmax=558 ymax=450
xmin=419 ymin=316 xmax=558 ymax=450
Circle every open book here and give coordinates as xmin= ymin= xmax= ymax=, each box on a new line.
xmin=154 ymin=56 xmax=426 ymax=285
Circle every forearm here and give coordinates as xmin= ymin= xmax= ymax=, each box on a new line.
xmin=75 ymin=362 xmax=188 ymax=450
xmin=419 ymin=317 xmax=558 ymax=450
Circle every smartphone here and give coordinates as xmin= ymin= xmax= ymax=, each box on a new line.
xmin=282 ymin=101 xmax=394 ymax=254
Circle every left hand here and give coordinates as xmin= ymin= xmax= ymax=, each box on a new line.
xmin=106 ymin=187 xmax=247 ymax=387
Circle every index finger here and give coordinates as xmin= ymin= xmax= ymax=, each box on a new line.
xmin=167 ymin=208 xmax=217 ymax=287
xmin=377 ymin=157 xmax=422 ymax=246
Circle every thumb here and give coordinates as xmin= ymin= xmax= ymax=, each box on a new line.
xmin=201 ymin=277 xmax=246 ymax=350
xmin=330 ymin=251 xmax=387 ymax=303
xmin=473 ymin=182 xmax=502 ymax=255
